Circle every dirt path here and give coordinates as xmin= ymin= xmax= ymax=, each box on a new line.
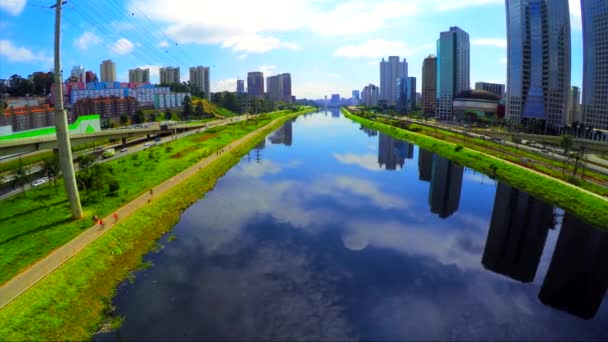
xmin=0 ymin=115 xmax=286 ymax=309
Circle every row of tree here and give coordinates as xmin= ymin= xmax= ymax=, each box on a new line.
xmin=0 ymin=73 xmax=55 ymax=97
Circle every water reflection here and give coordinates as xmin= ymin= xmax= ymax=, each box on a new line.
xmin=539 ymin=213 xmax=608 ymax=319
xmin=359 ymin=124 xmax=378 ymax=137
xmin=418 ymin=148 xmax=433 ymax=182
xmin=482 ymin=182 xmax=554 ymax=283
xmin=378 ymin=133 xmax=414 ymax=171
xmin=429 ymin=155 xmax=463 ymax=218
xmin=269 ymin=119 xmax=293 ymax=146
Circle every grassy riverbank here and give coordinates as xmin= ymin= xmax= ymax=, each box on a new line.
xmin=0 ymin=109 xmax=313 ymax=285
xmin=0 ymin=109 xmax=313 ymax=340
xmin=342 ymin=108 xmax=608 ymax=231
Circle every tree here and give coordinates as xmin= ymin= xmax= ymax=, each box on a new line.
xmin=76 ymin=163 xmax=117 ymax=201
xmin=78 ymin=154 xmax=95 ymax=170
xmin=11 ymin=159 xmax=30 ymax=196
xmin=42 ymin=154 xmax=60 ymax=191
xmin=132 ymin=110 xmax=145 ymax=124
xmin=120 ymin=114 xmax=129 ymax=125
xmin=8 ymin=74 xmax=33 ymax=97
xmin=559 ymin=134 xmax=574 ymax=174
xmin=195 ymin=102 xmax=204 ymax=117
xmin=182 ymin=96 xmax=192 ymax=118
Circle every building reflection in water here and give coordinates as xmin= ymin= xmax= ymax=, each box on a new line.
xmin=418 ymin=148 xmax=433 ymax=182
xmin=539 ymin=213 xmax=608 ymax=319
xmin=482 ymin=182 xmax=554 ymax=282
xmin=269 ymin=120 xmax=293 ymax=146
xmin=428 ymin=154 xmax=463 ymax=218
xmin=359 ymin=124 xmax=378 ymax=137
xmin=378 ymin=133 xmax=413 ymax=171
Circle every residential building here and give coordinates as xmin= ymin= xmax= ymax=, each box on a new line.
xmin=352 ymin=90 xmax=360 ymax=104
xmin=582 ymin=0 xmax=608 ymax=130
xmin=70 ymin=85 xmax=171 ymax=105
xmin=129 ymin=68 xmax=150 ymax=84
xmin=0 ymin=104 xmax=55 ymax=132
xmin=422 ymin=55 xmax=437 ymax=116
xmin=72 ymin=96 xmax=138 ymax=121
xmin=85 ymin=71 xmax=98 ymax=83
xmin=100 ymin=60 xmax=116 ymax=82
xmin=436 ymin=26 xmax=470 ymax=121
xmin=361 ymin=84 xmax=379 ymax=106
xmin=475 ymin=82 xmax=505 ymax=98
xmin=189 ymin=66 xmax=210 ymax=99
xmin=380 ymin=56 xmax=408 ymax=106
xmin=236 ymin=79 xmax=245 ymax=94
xmin=160 ymin=67 xmax=180 ymax=85
xmin=568 ymin=86 xmax=581 ymax=125
xmin=247 ymin=72 xmax=264 ymax=98
xmin=506 ymin=0 xmax=571 ymax=132
xmin=281 ymin=73 xmax=292 ymax=103
xmin=267 ymin=75 xmax=283 ymax=102
xmin=154 ymin=92 xmax=191 ymax=109
xmin=71 ymin=65 xmax=85 ymax=83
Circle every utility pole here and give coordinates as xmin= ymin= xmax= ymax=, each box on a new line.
xmin=53 ymin=0 xmax=83 ymax=219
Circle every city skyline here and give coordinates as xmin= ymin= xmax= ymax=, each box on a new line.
xmin=0 ymin=0 xmax=585 ymax=99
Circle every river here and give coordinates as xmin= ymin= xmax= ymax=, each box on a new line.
xmin=97 ymin=109 xmax=608 ymax=341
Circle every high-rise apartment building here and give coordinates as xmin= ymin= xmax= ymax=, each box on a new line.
xmin=99 ymin=60 xmax=116 ymax=82
xmin=436 ymin=26 xmax=470 ymax=121
xmin=352 ymin=90 xmax=360 ymax=104
xmin=160 ymin=67 xmax=180 ymax=85
xmin=71 ymin=65 xmax=85 ymax=83
xmin=380 ymin=56 xmax=408 ymax=106
xmin=581 ymin=0 xmax=608 ymax=130
xmin=568 ymin=86 xmax=581 ymax=125
xmin=422 ymin=55 xmax=437 ymax=116
xmin=407 ymin=77 xmax=417 ymax=111
xmin=281 ymin=73 xmax=292 ymax=103
xmin=247 ymin=72 xmax=264 ymax=98
xmin=129 ymin=68 xmax=150 ymax=84
xmin=267 ymin=75 xmax=283 ymax=102
xmin=361 ymin=84 xmax=379 ymax=107
xmin=475 ymin=82 xmax=505 ymax=98
xmin=189 ymin=66 xmax=210 ymax=99
xmin=506 ymin=0 xmax=571 ymax=132
xmin=236 ymin=79 xmax=245 ymax=94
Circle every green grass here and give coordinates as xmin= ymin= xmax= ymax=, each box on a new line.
xmin=0 ymin=107 xmax=315 ymax=285
xmin=0 ymin=109 xmax=311 ymax=341
xmin=342 ymin=108 xmax=608 ymax=231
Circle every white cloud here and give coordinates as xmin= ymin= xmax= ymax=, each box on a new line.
xmin=221 ymin=34 xmax=299 ymax=53
xmin=435 ymin=0 xmax=502 ymax=11
xmin=74 ymin=31 xmax=101 ymax=51
xmin=0 ymin=39 xmax=51 ymax=63
xmin=472 ymin=38 xmax=506 ymax=48
xmin=110 ymin=38 xmax=135 ymax=55
xmin=327 ymin=73 xmax=340 ymax=79
xmin=499 ymin=57 xmax=507 ymax=65
xmin=158 ymin=40 xmax=169 ymax=48
xmin=334 ymin=39 xmax=415 ymax=58
xmin=333 ymin=153 xmax=381 ymax=172
xmin=569 ymin=0 xmax=581 ymax=30
xmin=212 ymin=78 xmax=237 ymax=93
xmin=0 ymin=0 xmax=26 ymax=15
xmin=259 ymin=65 xmax=277 ymax=76
xmin=236 ymin=54 xmax=247 ymax=60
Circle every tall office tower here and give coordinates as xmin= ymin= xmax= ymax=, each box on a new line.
xmin=506 ymin=0 xmax=571 ymax=132
xmin=380 ymin=56 xmax=408 ymax=106
xmin=128 ymin=67 xmax=150 ymax=83
xmin=189 ymin=66 xmax=210 ymax=99
xmin=539 ymin=213 xmax=608 ymax=319
xmin=71 ymin=65 xmax=85 ymax=83
xmin=396 ymin=77 xmax=408 ymax=111
xmin=407 ymin=77 xmax=417 ymax=111
xmin=582 ymin=0 xmax=608 ymax=130
xmin=482 ymin=182 xmax=554 ymax=283
xmin=567 ymin=86 xmax=581 ymax=125
xmin=236 ymin=79 xmax=245 ymax=94
xmin=267 ymin=74 xmax=283 ymax=102
xmin=422 ymin=55 xmax=437 ymax=116
xmin=436 ymin=26 xmax=470 ymax=121
xmin=429 ymin=154 xmax=463 ymax=218
xmin=99 ymin=60 xmax=116 ymax=82
xmin=160 ymin=67 xmax=181 ymax=85
xmin=247 ymin=72 xmax=264 ymax=98
xmin=352 ymin=90 xmax=360 ymax=104
xmin=361 ymin=84 xmax=379 ymax=106
xmin=475 ymin=82 xmax=506 ymax=98
xmin=418 ymin=148 xmax=433 ymax=182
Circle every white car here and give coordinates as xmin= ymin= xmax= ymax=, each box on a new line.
xmin=143 ymin=142 xmax=152 ymax=147
xmin=31 ymin=178 xmax=48 ymax=187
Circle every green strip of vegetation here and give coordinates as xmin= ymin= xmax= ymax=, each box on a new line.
xmin=0 ymin=108 xmax=315 ymax=285
xmin=342 ymin=108 xmax=608 ymax=231
xmin=0 ymin=110 xmax=309 ymax=341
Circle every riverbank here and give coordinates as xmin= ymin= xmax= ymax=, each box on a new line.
xmin=0 ymin=108 xmax=314 ymax=340
xmin=342 ymin=108 xmax=608 ymax=231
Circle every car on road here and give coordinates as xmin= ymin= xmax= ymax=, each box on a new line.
xmin=120 ymin=147 xmax=128 ymax=153
xmin=143 ymin=142 xmax=152 ymax=147
xmin=31 ymin=178 xmax=48 ymax=187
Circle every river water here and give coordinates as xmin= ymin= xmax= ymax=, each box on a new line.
xmin=97 ymin=109 xmax=608 ymax=341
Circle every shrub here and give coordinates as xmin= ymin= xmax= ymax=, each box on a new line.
xmin=454 ymin=145 xmax=464 ymax=152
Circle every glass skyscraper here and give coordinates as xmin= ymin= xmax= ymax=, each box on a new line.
xmin=436 ymin=27 xmax=470 ymax=121
xmin=506 ymin=0 xmax=571 ymax=132
xmin=582 ymin=0 xmax=608 ymax=130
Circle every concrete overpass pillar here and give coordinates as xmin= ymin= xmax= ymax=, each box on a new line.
xmin=121 ymin=137 xmax=127 ymax=147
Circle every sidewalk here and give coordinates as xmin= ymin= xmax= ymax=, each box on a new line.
xmin=0 ymin=115 xmax=282 ymax=309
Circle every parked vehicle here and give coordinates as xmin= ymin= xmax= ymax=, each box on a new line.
xmin=102 ymin=148 xmax=116 ymax=159
xmin=120 ymin=147 xmax=128 ymax=153
xmin=31 ymin=178 xmax=48 ymax=187
xmin=143 ymin=142 xmax=152 ymax=147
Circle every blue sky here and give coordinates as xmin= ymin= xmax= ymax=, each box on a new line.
xmin=0 ymin=0 xmax=583 ymax=99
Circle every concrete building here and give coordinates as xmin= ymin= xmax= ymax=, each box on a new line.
xmin=407 ymin=77 xmax=417 ymax=111
xmin=429 ymin=154 xmax=463 ymax=218
xmin=71 ymin=66 xmax=85 ymax=83
xmin=72 ymin=96 xmax=138 ymax=121
xmin=453 ymin=89 xmax=502 ymax=123
xmin=567 ymin=86 xmax=581 ymax=125
xmin=582 ymin=0 xmax=608 ymax=130
xmin=482 ymin=182 xmax=554 ymax=283
xmin=475 ymin=82 xmax=505 ymax=98
xmin=247 ymin=72 xmax=264 ymax=98
xmin=506 ymin=0 xmax=571 ymax=133
xmin=422 ymin=55 xmax=437 ymax=116
xmin=0 ymin=104 xmax=56 ymax=132
xmin=70 ymin=85 xmax=171 ymax=106
xmin=267 ymin=75 xmax=283 ymax=102
xmin=129 ymin=68 xmax=150 ymax=84
xmin=100 ymin=60 xmax=116 ymax=82
xmin=154 ymin=92 xmax=191 ymax=109
xmin=236 ymin=79 xmax=245 ymax=94
xmin=361 ymin=84 xmax=379 ymax=106
xmin=281 ymin=73 xmax=292 ymax=103
xmin=539 ymin=213 xmax=608 ymax=319
xmin=189 ymin=66 xmax=210 ymax=99
xmin=85 ymin=71 xmax=98 ymax=83
xmin=380 ymin=56 xmax=408 ymax=106
xmin=352 ymin=90 xmax=360 ymax=105
xmin=160 ymin=67 xmax=180 ymax=85
xmin=436 ymin=26 xmax=470 ymax=121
